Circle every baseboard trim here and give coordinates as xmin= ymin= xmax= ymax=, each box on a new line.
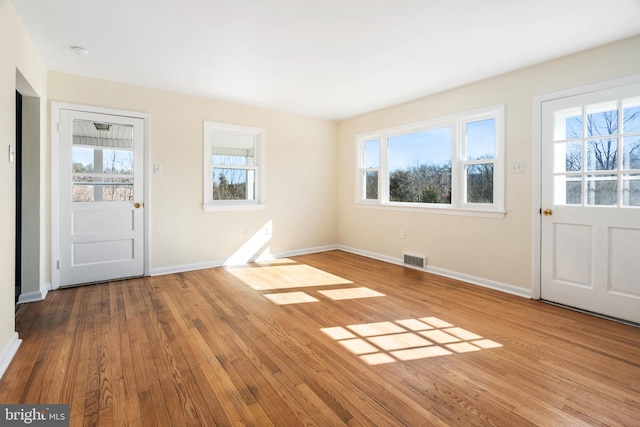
xmin=272 ymin=245 xmax=339 ymax=259
xmin=149 ymin=245 xmax=340 ymax=276
xmin=17 ymin=287 xmax=49 ymax=304
xmin=0 ymin=332 xmax=21 ymax=380
xmin=150 ymin=259 xmax=226 ymax=276
xmin=336 ymin=245 xmax=532 ymax=299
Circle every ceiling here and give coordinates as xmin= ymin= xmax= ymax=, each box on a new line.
xmin=14 ymin=0 xmax=640 ymax=121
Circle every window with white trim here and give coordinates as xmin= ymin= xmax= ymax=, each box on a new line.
xmin=357 ymin=105 xmax=504 ymax=214
xmin=203 ymin=121 xmax=265 ymax=210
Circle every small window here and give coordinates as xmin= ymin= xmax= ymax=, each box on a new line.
xmin=203 ymin=121 xmax=265 ymax=210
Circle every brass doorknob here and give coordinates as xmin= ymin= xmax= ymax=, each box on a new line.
xmin=134 ymin=202 xmax=143 ymax=209
xmin=543 ymin=208 xmax=552 ymax=216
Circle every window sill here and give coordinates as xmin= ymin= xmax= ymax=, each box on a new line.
xmin=356 ymin=202 xmax=506 ymax=218
xmin=203 ymin=203 xmax=266 ymax=212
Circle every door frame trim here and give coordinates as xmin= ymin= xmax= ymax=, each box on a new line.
xmin=51 ymin=102 xmax=150 ymax=289
xmin=531 ymin=73 xmax=640 ymax=300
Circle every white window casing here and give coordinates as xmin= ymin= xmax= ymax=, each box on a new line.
xmin=356 ymin=104 xmax=505 ymax=218
xmin=203 ymin=121 xmax=266 ymax=211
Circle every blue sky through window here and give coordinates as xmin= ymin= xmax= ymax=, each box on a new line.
xmin=388 ymin=127 xmax=452 ymax=172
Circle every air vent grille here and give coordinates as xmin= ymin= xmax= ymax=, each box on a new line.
xmin=403 ymin=252 xmax=427 ymax=269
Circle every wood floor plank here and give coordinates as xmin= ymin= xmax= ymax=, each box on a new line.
xmin=3 ymin=250 xmax=640 ymax=426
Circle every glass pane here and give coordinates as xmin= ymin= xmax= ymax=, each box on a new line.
xmin=554 ymin=107 xmax=582 ymax=140
xmin=388 ymin=127 xmax=452 ymax=204
xmin=465 ymin=118 xmax=495 ymax=160
xmin=554 ymin=141 xmax=582 ymax=172
xmin=72 ymin=119 xmax=135 ymax=203
xmin=211 ymin=131 xmax=255 ymax=166
xmin=103 ymin=149 xmax=133 ymax=174
xmin=72 ymin=147 xmax=95 ymax=172
xmin=365 ymin=171 xmax=378 ymax=200
xmin=465 ymin=163 xmax=493 ymax=203
xmin=622 ymin=174 xmax=640 ymax=207
xmin=72 ymin=177 xmax=133 ymax=202
xmin=586 ymin=101 xmax=618 ymax=137
xmin=623 ymin=137 xmax=640 ymax=170
xmin=212 ymin=168 xmax=255 ymax=201
xmin=623 ymin=97 xmax=640 ymax=133
xmin=364 ymin=139 xmax=380 ymax=168
xmin=587 ymin=174 xmax=617 ymax=206
xmin=587 ymin=138 xmax=618 ymax=171
xmin=554 ymin=175 xmax=582 ymax=205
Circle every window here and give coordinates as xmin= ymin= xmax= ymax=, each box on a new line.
xmin=552 ymin=96 xmax=640 ymax=207
xmin=203 ymin=121 xmax=265 ymax=210
xmin=357 ymin=105 xmax=504 ymax=215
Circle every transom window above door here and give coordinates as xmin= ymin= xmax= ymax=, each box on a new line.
xmin=552 ymin=97 xmax=640 ymax=207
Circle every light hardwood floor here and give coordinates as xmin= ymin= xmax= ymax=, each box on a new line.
xmin=1 ymin=250 xmax=639 ymax=426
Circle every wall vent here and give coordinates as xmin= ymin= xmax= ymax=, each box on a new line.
xmin=403 ymin=252 xmax=427 ymax=270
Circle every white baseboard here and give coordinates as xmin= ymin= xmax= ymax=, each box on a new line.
xmin=149 ymin=245 xmax=341 ymax=277
xmin=272 ymin=245 xmax=339 ymax=259
xmin=336 ymin=245 xmax=532 ymax=299
xmin=0 ymin=332 xmax=21 ymax=380
xmin=17 ymin=286 xmax=49 ymax=304
xmin=150 ymin=259 xmax=226 ymax=276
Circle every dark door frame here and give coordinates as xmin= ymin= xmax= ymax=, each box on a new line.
xmin=15 ymin=91 xmax=22 ymax=306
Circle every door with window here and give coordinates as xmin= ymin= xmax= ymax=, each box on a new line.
xmin=541 ymin=83 xmax=640 ymax=324
xmin=58 ymin=109 xmax=145 ymax=286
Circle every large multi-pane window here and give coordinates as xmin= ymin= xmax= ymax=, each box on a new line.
xmin=357 ymin=105 xmax=504 ymax=213
xmin=203 ymin=121 xmax=265 ymax=210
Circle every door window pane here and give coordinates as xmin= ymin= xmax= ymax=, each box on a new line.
xmin=623 ymin=137 xmax=640 ymax=170
xmin=554 ymin=141 xmax=582 ymax=172
xmin=554 ymin=107 xmax=583 ymax=140
xmin=622 ymin=174 xmax=640 ymax=206
xmin=586 ymin=102 xmax=618 ymax=136
xmin=587 ymin=138 xmax=618 ymax=171
xmin=622 ymin=97 xmax=640 ymax=133
xmin=554 ymin=175 xmax=582 ymax=205
xmin=587 ymin=174 xmax=617 ymax=206
xmin=72 ymin=120 xmax=134 ymax=202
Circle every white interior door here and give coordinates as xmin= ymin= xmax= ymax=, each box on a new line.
xmin=541 ymin=83 xmax=640 ymax=324
xmin=59 ymin=109 xmax=145 ymax=286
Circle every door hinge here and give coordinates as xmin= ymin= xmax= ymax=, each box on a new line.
xmin=56 ymin=260 xmax=60 ymax=270
xmin=56 ymin=122 xmax=60 ymax=133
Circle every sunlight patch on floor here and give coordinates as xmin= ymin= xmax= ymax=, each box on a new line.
xmin=264 ymin=292 xmax=319 ymax=305
xmin=321 ymin=316 xmax=502 ymax=365
xmin=317 ymin=287 xmax=385 ymax=300
xmin=226 ymin=263 xmax=353 ymax=290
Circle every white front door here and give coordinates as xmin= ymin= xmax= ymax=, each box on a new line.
xmin=541 ymin=83 xmax=640 ymax=324
xmin=58 ymin=109 xmax=145 ymax=286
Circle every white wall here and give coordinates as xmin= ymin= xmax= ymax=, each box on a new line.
xmin=0 ymin=0 xmax=47 ymax=375
xmin=48 ymin=72 xmax=339 ymax=273
xmin=337 ymin=36 xmax=640 ymax=292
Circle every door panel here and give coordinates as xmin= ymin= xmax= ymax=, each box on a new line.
xmin=59 ymin=109 xmax=144 ymax=286
xmin=541 ymin=83 xmax=640 ymax=324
